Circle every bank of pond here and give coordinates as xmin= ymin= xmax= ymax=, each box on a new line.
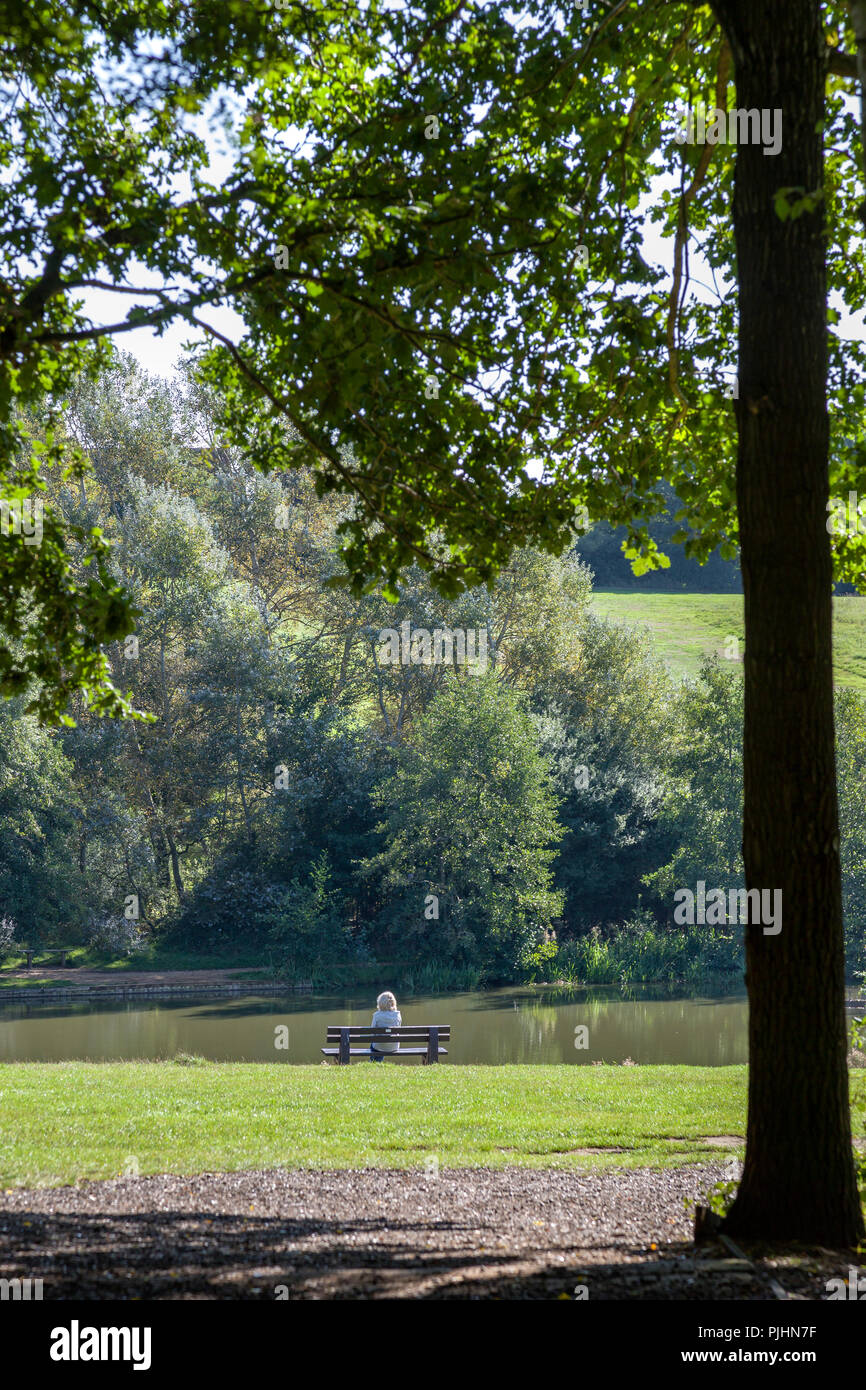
xmin=1 ymin=983 xmax=864 ymax=1066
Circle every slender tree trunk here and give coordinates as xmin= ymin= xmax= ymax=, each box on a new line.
xmin=334 ymin=620 xmax=357 ymax=700
xmin=236 ymin=688 xmax=253 ymax=843
xmin=711 ymin=0 xmax=863 ymax=1244
xmin=159 ymin=627 xmax=172 ymax=740
xmin=165 ymin=826 xmax=186 ymax=904
xmin=127 ymin=730 xmax=172 ymax=890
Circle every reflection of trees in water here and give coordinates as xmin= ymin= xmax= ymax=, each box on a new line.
xmin=493 ymin=992 xmax=748 ymax=1065
xmin=514 ymin=1006 xmax=559 ymax=1059
xmin=570 ymin=999 xmax=746 ymax=1065
xmin=1 ymin=989 xmax=750 ymax=1064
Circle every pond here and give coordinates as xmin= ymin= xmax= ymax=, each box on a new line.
xmin=1 ymin=985 xmax=860 ymax=1066
xmin=0 ymin=985 xmax=756 ymax=1065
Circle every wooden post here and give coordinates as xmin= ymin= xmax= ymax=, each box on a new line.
xmin=339 ymin=1028 xmax=350 ymax=1065
xmin=426 ymin=1027 xmax=439 ymax=1065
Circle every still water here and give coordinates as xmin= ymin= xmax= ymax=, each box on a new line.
xmin=0 ymin=986 xmax=753 ymax=1065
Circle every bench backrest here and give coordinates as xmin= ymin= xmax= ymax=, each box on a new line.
xmin=326 ymin=1025 xmax=450 ymax=1062
xmin=326 ymin=1026 xmax=450 ymax=1042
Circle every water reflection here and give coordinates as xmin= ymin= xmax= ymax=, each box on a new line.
xmin=0 ymin=985 xmax=756 ymax=1065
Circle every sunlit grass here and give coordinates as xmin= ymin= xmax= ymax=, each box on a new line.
xmin=0 ymin=945 xmax=266 ymax=976
xmin=591 ymin=592 xmax=866 ymax=689
xmin=0 ymin=1061 xmax=752 ymax=1187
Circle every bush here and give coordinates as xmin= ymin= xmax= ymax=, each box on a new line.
xmin=267 ymin=851 xmax=354 ymax=980
xmin=550 ymin=910 xmax=743 ymax=986
xmin=87 ymin=914 xmax=147 ymax=955
xmin=0 ymin=915 xmax=16 ymax=956
xmin=365 ymin=676 xmax=565 ymax=976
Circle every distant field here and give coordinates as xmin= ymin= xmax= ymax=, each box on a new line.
xmin=591 ymin=592 xmax=866 ymax=689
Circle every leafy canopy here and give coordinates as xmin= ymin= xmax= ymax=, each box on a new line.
xmin=2 ymin=1 xmax=865 ymax=718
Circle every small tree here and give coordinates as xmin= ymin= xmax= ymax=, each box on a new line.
xmin=645 ymin=655 xmax=745 ymax=899
xmin=366 ymin=676 xmax=564 ymax=977
xmin=0 ymin=699 xmax=85 ymax=942
xmin=267 ymin=851 xmax=349 ymax=980
xmin=0 ymin=915 xmax=15 ymax=958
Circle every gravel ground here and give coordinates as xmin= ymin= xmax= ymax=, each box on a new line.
xmin=0 ymin=1165 xmax=858 ymax=1299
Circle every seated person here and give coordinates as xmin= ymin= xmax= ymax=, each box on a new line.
xmin=370 ymin=991 xmax=401 ymax=1061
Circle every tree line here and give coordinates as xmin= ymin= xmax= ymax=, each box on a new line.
xmin=2 ymin=0 xmax=864 ymax=1241
xmin=3 ymin=357 xmax=865 ymax=989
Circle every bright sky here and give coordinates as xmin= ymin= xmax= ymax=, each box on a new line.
xmin=94 ymin=92 xmax=863 ymax=384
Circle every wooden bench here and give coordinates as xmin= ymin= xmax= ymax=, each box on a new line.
xmin=19 ymin=946 xmax=72 ymax=968
xmin=322 ymin=1025 xmax=450 ymax=1064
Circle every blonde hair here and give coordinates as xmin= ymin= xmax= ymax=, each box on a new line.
xmin=377 ymin=991 xmax=397 ymax=1011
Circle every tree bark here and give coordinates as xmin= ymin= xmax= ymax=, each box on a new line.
xmin=165 ymin=826 xmax=186 ymax=905
xmin=710 ymin=0 xmax=864 ymax=1244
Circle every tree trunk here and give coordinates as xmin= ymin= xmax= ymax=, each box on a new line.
xmin=236 ymin=689 xmax=254 ymax=844
xmin=165 ymin=826 xmax=186 ymax=905
xmin=710 ymin=0 xmax=863 ymax=1244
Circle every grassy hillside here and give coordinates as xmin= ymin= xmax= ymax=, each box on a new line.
xmin=591 ymin=592 xmax=866 ymax=690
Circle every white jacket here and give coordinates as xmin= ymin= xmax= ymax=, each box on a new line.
xmin=370 ymin=1009 xmax=402 ymax=1052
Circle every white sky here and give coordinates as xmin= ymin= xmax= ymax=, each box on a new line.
xmin=90 ymin=97 xmax=864 ymax=382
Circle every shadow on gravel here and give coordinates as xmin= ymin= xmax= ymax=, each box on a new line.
xmin=0 ymin=1208 xmax=511 ymax=1299
xmin=0 ymin=1207 xmax=847 ymax=1300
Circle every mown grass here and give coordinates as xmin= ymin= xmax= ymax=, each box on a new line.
xmin=0 ymin=976 xmax=63 ymax=989
xmin=0 ymin=950 xmax=483 ymax=991
xmin=591 ymin=592 xmax=866 ymax=689
xmin=0 ymin=1061 xmax=751 ymax=1187
xmin=0 ymin=945 xmax=266 ymax=977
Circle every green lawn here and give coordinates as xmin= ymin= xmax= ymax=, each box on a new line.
xmin=591 ymin=591 xmax=866 ymax=689
xmin=0 ymin=1061 xmax=750 ymax=1187
xmin=0 ymin=976 xmax=64 ymax=989
xmin=0 ymin=945 xmax=266 ymax=977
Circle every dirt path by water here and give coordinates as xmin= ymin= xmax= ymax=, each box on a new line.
xmin=0 ymin=1165 xmax=857 ymax=1300
xmin=2 ymin=968 xmax=264 ymax=987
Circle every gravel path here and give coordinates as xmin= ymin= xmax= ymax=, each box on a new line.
xmin=0 ymin=1165 xmax=855 ymax=1299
